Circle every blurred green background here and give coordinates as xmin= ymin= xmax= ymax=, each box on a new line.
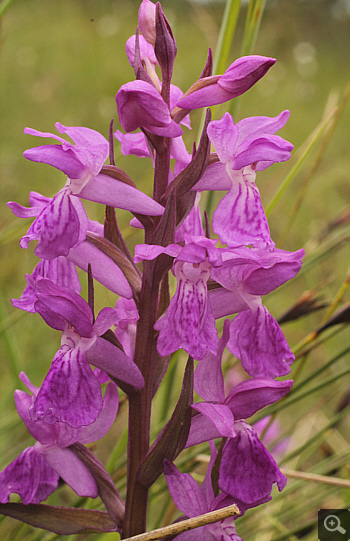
xmin=0 ymin=0 xmax=349 ymax=539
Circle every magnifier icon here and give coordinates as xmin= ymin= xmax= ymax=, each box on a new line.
xmin=324 ymin=514 xmax=346 ymax=534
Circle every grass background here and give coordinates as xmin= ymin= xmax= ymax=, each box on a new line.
xmin=0 ymin=0 xmax=349 ymax=539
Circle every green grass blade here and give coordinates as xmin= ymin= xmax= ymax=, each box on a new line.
xmin=265 ymin=106 xmax=338 ymax=217
xmin=0 ymin=289 xmax=23 ymax=388
xmin=240 ymin=0 xmax=267 ymax=57
xmin=279 ymin=405 xmax=350 ymax=465
xmin=213 ymin=0 xmax=242 ymax=76
xmin=198 ymin=0 xmax=242 ymax=154
xmin=230 ymin=0 xmax=267 ymax=119
xmin=253 ymin=362 xmax=350 ymax=422
xmin=278 ymin=83 xmax=350 ymax=246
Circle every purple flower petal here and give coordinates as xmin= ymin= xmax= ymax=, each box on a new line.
xmin=186 ymin=413 xmax=222 ymax=447
xmin=79 ymin=383 xmax=119 ymax=444
xmin=177 ymin=81 xmax=234 ymax=110
xmin=24 ymin=145 xmax=85 ymax=179
xmin=218 ymin=56 xmax=276 ymax=95
xmin=68 ymin=238 xmax=133 ymax=299
xmin=192 ymin=403 xmax=235 ymax=438
xmin=236 ymin=110 xmax=290 ymax=146
xmin=33 ymin=278 xmax=93 ymax=337
xmin=20 ymin=188 xmax=89 ymax=260
xmin=114 ymin=298 xmax=139 ymax=359
xmin=225 ymin=378 xmax=293 ymax=419
xmin=219 ymin=421 xmax=287 ymax=504
xmin=42 ymin=446 xmax=98 ymax=498
xmin=194 ymin=318 xmax=230 ymax=402
xmin=170 ymin=85 xmax=191 ymax=129
xmin=14 ymin=390 xmax=59 ymax=445
xmin=243 ymin=248 xmax=305 ymax=295
xmin=212 ymin=168 xmax=272 ymax=248
xmin=24 ymin=124 xmax=109 ymax=178
xmin=115 ymin=130 xmax=151 ymax=158
xmin=134 ymin=243 xmax=181 ymax=263
xmin=156 ymin=261 xmax=218 ymax=360
xmin=201 ymin=441 xmax=217 ymax=507
xmin=192 ymin=161 xmax=232 ymax=192
xmin=12 ymin=257 xmax=81 ymax=313
xmin=93 ymin=307 xmax=119 ymax=337
xmin=30 ymin=345 xmax=103 ymax=427
xmin=175 ymin=194 xmax=204 ymax=242
xmin=7 ymin=198 xmax=42 ymax=218
xmin=227 ymin=306 xmax=294 ymax=378
xmin=207 ymin=113 xmax=239 ymax=164
xmin=231 ymin=135 xmax=293 ymax=171
xmin=207 ymin=519 xmax=242 ymax=541
xmin=0 ymin=447 xmax=59 ymax=504
xmin=79 ymin=173 xmax=165 ymax=216
xmin=178 ymin=56 xmax=275 ymax=110
xmin=86 ymin=336 xmax=144 ymax=389
xmin=209 ymin=288 xmax=248 ymax=319
xmin=126 ymin=33 xmax=157 ymax=67
xmin=116 ymin=80 xmax=182 ymax=138
xmin=163 ymin=460 xmax=207 ymax=518
xmin=138 ymin=0 xmax=156 ymax=45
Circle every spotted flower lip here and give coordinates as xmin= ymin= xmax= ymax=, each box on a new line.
xmin=209 ymin=246 xmax=305 ymax=378
xmin=176 ymin=55 xmax=276 ymax=110
xmin=28 ymin=278 xmax=144 ymax=427
xmin=164 ymin=450 xmax=242 ymax=541
xmin=186 ymin=319 xmax=293 ymax=447
xmin=8 ymin=187 xmax=89 ymax=260
xmin=0 ymin=373 xmax=118 ymax=504
xmin=191 ymin=111 xmax=293 ymax=248
xmin=135 ymin=235 xmax=221 ymax=360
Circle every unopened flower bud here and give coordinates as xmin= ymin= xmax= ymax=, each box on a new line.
xmin=177 ymin=55 xmax=276 ymax=110
xmin=138 ymin=0 xmax=156 ymax=46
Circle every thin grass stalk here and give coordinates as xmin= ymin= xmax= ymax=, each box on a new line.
xmin=279 ymin=405 xmax=350 ymax=466
xmin=280 ymin=468 xmax=350 ymax=488
xmin=291 ymin=346 xmax=350 ymax=395
xmin=265 ymin=106 xmax=337 ymax=217
xmin=230 ymin=0 xmax=267 ymax=119
xmin=213 ymin=0 xmax=242 ymax=76
xmin=253 ymin=364 xmax=350 ymax=422
xmin=200 ymin=0 xmax=242 ymax=216
xmin=318 ymin=267 xmax=350 ymax=326
xmin=278 ymin=83 xmax=350 ymax=246
xmin=106 ymin=426 xmax=128 ymax=474
xmin=0 ymin=0 xmax=15 ymax=18
xmin=0 ymin=289 xmax=23 ymax=389
xmin=197 ymin=0 xmax=242 ymax=143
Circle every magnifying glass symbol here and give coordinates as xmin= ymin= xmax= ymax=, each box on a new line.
xmin=324 ymin=514 xmax=346 ymax=534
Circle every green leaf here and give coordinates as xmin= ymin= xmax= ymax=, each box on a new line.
xmin=70 ymin=443 xmax=124 ymax=528
xmin=136 ymin=357 xmax=194 ymax=488
xmin=0 ymin=503 xmax=118 ymax=535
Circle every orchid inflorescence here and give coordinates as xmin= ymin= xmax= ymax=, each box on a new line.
xmin=1 ymin=1 xmax=304 ymax=538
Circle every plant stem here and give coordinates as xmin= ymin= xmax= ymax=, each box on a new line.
xmin=124 ymin=262 xmax=163 ymax=536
